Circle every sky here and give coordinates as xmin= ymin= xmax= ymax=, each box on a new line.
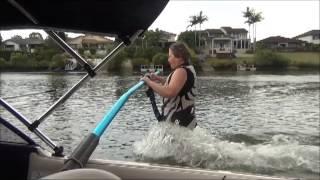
xmin=1 ymin=0 xmax=319 ymax=41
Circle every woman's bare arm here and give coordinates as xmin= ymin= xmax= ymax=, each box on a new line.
xmin=143 ymin=68 xmax=187 ymax=98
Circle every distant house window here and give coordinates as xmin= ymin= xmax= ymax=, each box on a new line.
xmin=278 ymin=43 xmax=288 ymax=48
xmin=313 ymin=35 xmax=320 ymax=40
xmin=237 ymin=40 xmax=241 ymax=49
xmin=4 ymin=45 xmax=14 ymax=50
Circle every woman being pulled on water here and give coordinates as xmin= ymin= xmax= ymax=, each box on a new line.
xmin=142 ymin=42 xmax=197 ymax=130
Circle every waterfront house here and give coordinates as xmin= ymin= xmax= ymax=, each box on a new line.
xmin=158 ymin=30 xmax=176 ymax=47
xmin=3 ymin=35 xmax=44 ymax=53
xmin=67 ymin=34 xmax=114 ymax=56
xmin=294 ymin=30 xmax=320 ymax=44
xmin=257 ymin=36 xmax=306 ymax=51
xmin=202 ymin=26 xmax=250 ymax=57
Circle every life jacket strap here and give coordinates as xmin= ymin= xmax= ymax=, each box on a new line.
xmin=146 ymin=88 xmax=163 ymax=121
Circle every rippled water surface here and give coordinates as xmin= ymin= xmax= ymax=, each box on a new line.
xmin=0 ymin=72 xmax=319 ymax=179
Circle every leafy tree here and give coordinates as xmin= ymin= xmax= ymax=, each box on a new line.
xmin=122 ymin=29 xmax=165 ymax=61
xmin=44 ymin=37 xmax=59 ymax=50
xmin=29 ymin=32 xmax=43 ymax=40
xmin=43 ymin=31 xmax=68 ymax=52
xmin=143 ymin=29 xmax=162 ymax=48
xmin=12 ymin=35 xmax=23 ymax=40
xmin=133 ymin=47 xmax=145 ymax=58
xmin=144 ymin=46 xmax=162 ymax=62
xmin=177 ymin=31 xmax=197 ymax=50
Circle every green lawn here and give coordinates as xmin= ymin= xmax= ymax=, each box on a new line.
xmin=279 ymin=52 xmax=320 ymax=68
xmin=205 ymin=52 xmax=319 ymax=70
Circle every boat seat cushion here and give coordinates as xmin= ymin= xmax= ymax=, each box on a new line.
xmin=40 ymin=168 xmax=121 ymax=180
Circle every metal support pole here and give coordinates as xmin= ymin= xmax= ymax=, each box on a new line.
xmin=45 ymin=31 xmax=96 ymax=77
xmin=0 ymin=98 xmax=63 ymax=156
xmin=34 ymin=30 xmax=142 ymax=125
xmin=34 ymin=42 xmax=126 ymax=125
xmin=8 ymin=0 xmax=95 ymax=77
xmin=8 ymin=0 xmax=144 ymax=147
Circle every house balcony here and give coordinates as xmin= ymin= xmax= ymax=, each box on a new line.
xmin=214 ymin=47 xmax=233 ymax=54
xmin=4 ymin=46 xmax=15 ymax=51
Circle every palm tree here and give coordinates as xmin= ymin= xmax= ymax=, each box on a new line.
xmin=187 ymin=15 xmax=198 ymax=48
xmin=243 ymin=7 xmax=254 ymax=43
xmin=250 ymin=11 xmax=263 ymax=52
xmin=196 ymin=11 xmax=208 ymax=48
xmin=243 ymin=7 xmax=263 ymax=52
xmin=0 ymin=33 xmax=2 ymax=46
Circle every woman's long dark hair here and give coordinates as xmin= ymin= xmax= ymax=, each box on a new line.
xmin=169 ymin=42 xmax=191 ymax=65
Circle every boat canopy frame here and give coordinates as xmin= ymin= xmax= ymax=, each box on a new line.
xmin=0 ymin=0 xmax=169 ymax=156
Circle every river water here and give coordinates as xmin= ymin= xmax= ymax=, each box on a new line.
xmin=0 ymin=71 xmax=319 ymax=179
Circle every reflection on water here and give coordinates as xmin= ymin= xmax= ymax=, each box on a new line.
xmin=0 ymin=72 xmax=319 ymax=179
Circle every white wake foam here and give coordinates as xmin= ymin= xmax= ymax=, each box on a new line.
xmin=133 ymin=122 xmax=319 ymax=175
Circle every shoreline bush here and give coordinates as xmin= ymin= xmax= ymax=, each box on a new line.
xmin=254 ymin=50 xmax=290 ymax=69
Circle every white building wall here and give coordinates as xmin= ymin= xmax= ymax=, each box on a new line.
xmin=297 ymin=35 xmax=320 ymax=44
xmin=298 ymin=36 xmax=312 ymax=42
xmin=168 ymin=35 xmax=176 ymax=42
xmin=312 ymin=39 xmax=320 ymax=44
xmin=4 ymin=41 xmax=20 ymax=51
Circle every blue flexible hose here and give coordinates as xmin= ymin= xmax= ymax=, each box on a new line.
xmin=93 ymin=81 xmax=145 ymax=137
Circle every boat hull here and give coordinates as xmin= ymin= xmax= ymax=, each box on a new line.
xmin=26 ymin=149 xmax=292 ymax=180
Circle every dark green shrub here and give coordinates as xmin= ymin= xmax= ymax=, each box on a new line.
xmin=36 ymin=60 xmax=50 ymax=70
xmin=78 ymin=48 xmax=84 ymax=55
xmin=131 ymin=58 xmax=149 ymax=71
xmin=0 ymin=50 xmax=12 ymax=61
xmin=0 ymin=57 xmax=9 ymax=70
xmin=209 ymin=59 xmax=236 ymax=70
xmin=10 ymin=53 xmax=31 ymax=70
xmin=105 ymin=51 xmax=128 ymax=72
xmin=89 ymin=48 xmax=96 ymax=55
xmin=124 ymin=46 xmax=137 ymax=58
xmin=133 ymin=48 xmax=145 ymax=59
xmin=152 ymin=53 xmax=169 ymax=71
xmin=34 ymin=48 xmax=59 ymax=61
xmin=49 ymin=54 xmax=66 ymax=70
xmin=143 ymin=47 xmax=162 ymax=61
xmin=254 ymin=50 xmax=290 ymax=68
xmin=190 ymin=56 xmax=201 ymax=71
xmin=152 ymin=53 xmax=168 ymax=65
